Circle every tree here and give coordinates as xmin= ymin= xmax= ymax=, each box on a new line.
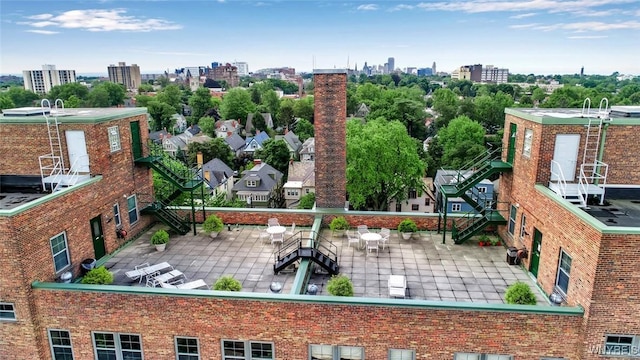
xmin=431 ymin=88 xmax=459 ymax=128
xmin=250 ymin=86 xmax=261 ymax=105
xmin=85 ymin=86 xmax=110 ymax=107
xmin=346 ymin=118 xmax=426 ymax=211
xmin=531 ymin=87 xmax=547 ymax=104
xmin=220 ymin=88 xmax=254 ymax=124
xmin=293 ymin=96 xmax=314 ymax=123
xmin=198 ymin=116 xmax=216 ymax=137
xmin=254 ymin=139 xmax=291 ymax=176
xmin=298 ymin=192 xmax=315 ymax=209
xmin=65 ymin=95 xmax=82 ymax=108
xmin=156 ymin=84 xmax=183 ymax=113
xmin=186 ymin=137 xmax=234 ymax=167
xmin=48 ymin=83 xmax=89 ymax=102
xmin=138 ymin=84 xmax=154 ymax=93
xmin=277 ymin=98 xmax=295 ymax=129
xmin=0 ymin=94 xmax=16 ymax=111
xmin=437 ymin=116 xmax=486 ymax=169
xmin=293 ymin=118 xmax=314 ymax=142
xmin=135 ymin=94 xmax=153 ymax=108
xmin=188 ymin=87 xmax=213 ymax=121
xmin=97 ymin=82 xmax=126 ymax=106
xmin=355 ymin=82 xmax=383 ymax=106
xmin=147 ymin=101 xmax=176 ymax=131
xmin=261 ymin=90 xmax=280 ymax=121
xmin=474 ymin=92 xmax=513 ymax=132
xmin=5 ymin=87 xmax=40 ymax=107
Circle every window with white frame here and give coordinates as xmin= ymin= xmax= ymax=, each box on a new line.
xmin=389 ymin=348 xmax=415 ymax=360
xmin=221 ymin=340 xmax=274 ymax=360
xmin=108 ymin=126 xmax=121 ymax=152
xmin=454 ymin=353 xmax=513 ymax=360
xmin=555 ymin=250 xmax=572 ymax=295
xmin=309 ymin=344 xmax=364 ymax=360
xmin=519 ymin=213 xmax=527 ymax=239
xmin=0 ymin=302 xmax=16 ymax=321
xmin=50 ymin=232 xmax=70 ymax=273
xmin=476 ymin=186 xmax=487 ymax=193
xmin=604 ymin=335 xmax=640 ymax=356
xmin=175 ymin=337 xmax=200 ymax=360
xmin=451 ymin=203 xmax=461 ymax=212
xmin=93 ymin=332 xmax=143 ymax=360
xmin=246 ymin=180 xmax=257 ymax=187
xmin=523 ymin=128 xmax=533 ymax=158
xmin=49 ymin=329 xmax=74 ymax=360
xmin=508 ymin=205 xmax=517 ymax=235
xmin=113 ymin=203 xmax=121 ymax=227
xmin=127 ymin=195 xmax=139 ymax=225
xmin=411 ymin=204 xmax=419 ymax=211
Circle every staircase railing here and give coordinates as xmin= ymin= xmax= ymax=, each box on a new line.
xmin=578 ymin=161 xmax=608 ymax=206
xmin=144 ymin=142 xmax=201 ymax=184
xmin=550 ymin=160 xmax=567 ymax=198
xmin=38 ymin=154 xmax=64 ymax=191
xmin=452 ymin=201 xmax=509 ymax=243
xmin=314 ymin=232 xmax=338 ymax=264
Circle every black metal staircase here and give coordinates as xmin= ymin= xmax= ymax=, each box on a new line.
xmin=135 ymin=145 xmax=203 ymax=235
xmin=439 ymin=149 xmax=512 ymax=244
xmin=274 ymin=232 xmax=339 ymax=275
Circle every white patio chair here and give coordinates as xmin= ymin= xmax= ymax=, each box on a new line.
xmin=160 ymin=279 xmax=209 ymax=290
xmin=146 ymin=269 xmax=185 ymax=288
xmin=125 ymin=262 xmax=173 ymax=284
xmin=346 ymin=230 xmax=360 ymax=248
xmin=256 ymin=226 xmax=271 ymax=244
xmin=366 ymin=238 xmax=379 ymax=256
xmin=379 ymin=228 xmax=391 ymax=250
xmin=388 ymin=275 xmax=407 ymax=298
xmin=357 ymin=225 xmax=369 ymax=239
xmin=268 ymin=218 xmax=280 ymax=227
xmin=271 ymin=232 xmax=284 ymax=246
xmin=286 ymin=223 xmax=296 ymax=236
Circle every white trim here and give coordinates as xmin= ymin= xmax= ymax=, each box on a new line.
xmin=175 ymin=336 xmax=200 ymax=360
xmin=0 ymin=302 xmax=16 ymax=321
xmin=50 ymin=231 xmax=71 ymax=274
xmin=48 ymin=329 xmax=75 ymax=360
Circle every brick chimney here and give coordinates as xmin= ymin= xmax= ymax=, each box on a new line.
xmin=254 ymin=159 xmax=262 ymax=166
xmin=313 ymin=69 xmax=347 ymax=208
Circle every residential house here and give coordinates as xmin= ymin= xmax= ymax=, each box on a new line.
xmin=201 ymin=158 xmax=235 ymax=200
xmin=354 ymin=103 xmax=370 ymax=118
xmin=162 ymin=134 xmax=188 ymax=158
xmin=283 ymin=160 xmax=315 ymax=208
xmin=435 ymin=169 xmax=494 ymax=213
xmin=225 ymin=133 xmax=246 ymax=157
xmin=243 ymin=131 xmax=270 ymax=155
xmin=245 ymin=113 xmax=273 ymax=134
xmin=299 ymin=137 xmax=315 ymax=161
xmin=389 ymin=177 xmax=436 ymax=213
xmin=275 ymin=130 xmax=302 ymax=160
xmin=148 ymin=129 xmax=169 ymax=145
xmin=232 ymin=159 xmax=283 ymax=207
xmin=214 ymin=119 xmax=242 ymax=138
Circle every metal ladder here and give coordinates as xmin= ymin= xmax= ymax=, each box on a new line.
xmin=578 ymin=98 xmax=609 ymax=206
xmin=39 ymin=99 xmax=66 ymax=191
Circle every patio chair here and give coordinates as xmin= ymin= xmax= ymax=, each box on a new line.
xmin=268 ymin=218 xmax=280 ymax=227
xmin=379 ymin=228 xmax=391 ymax=250
xmin=160 ymin=279 xmax=209 ymax=290
xmin=388 ymin=275 xmax=407 ymax=298
xmin=146 ymin=269 xmax=185 ymax=288
xmin=285 ymin=222 xmax=296 ymax=236
xmin=366 ymin=238 xmax=379 ymax=256
xmin=256 ymin=226 xmax=271 ymax=244
xmin=346 ymin=230 xmax=360 ymax=248
xmin=357 ymin=225 xmax=369 ymax=239
xmin=125 ymin=262 xmax=173 ymax=284
xmin=271 ymin=232 xmax=284 ymax=246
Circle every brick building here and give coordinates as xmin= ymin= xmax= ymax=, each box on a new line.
xmin=206 ymin=63 xmax=239 ymax=88
xmin=1 ymin=82 xmax=639 ymax=359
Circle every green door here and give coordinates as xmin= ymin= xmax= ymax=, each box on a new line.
xmin=530 ymin=228 xmax=542 ymax=277
xmin=90 ymin=215 xmax=106 ymax=259
xmin=130 ymin=121 xmax=142 ymax=159
xmin=507 ymin=123 xmax=517 ymax=164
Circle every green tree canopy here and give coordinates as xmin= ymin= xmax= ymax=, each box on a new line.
xmin=85 ymin=86 xmax=110 ymax=107
xmin=346 ymin=118 xmax=426 ymax=211
xmin=147 ymin=101 xmax=176 ymax=131
xmin=5 ymin=87 xmax=40 ymax=107
xmin=0 ymin=93 xmax=16 ymax=111
xmin=261 ymin=90 xmax=280 ymax=121
xmin=93 ymin=82 xmax=126 ymax=106
xmin=254 ymin=139 xmax=291 ymax=177
xmin=293 ymin=96 xmax=314 ymax=123
xmin=437 ymin=115 xmax=486 ymax=169
xmin=188 ymin=87 xmax=213 ymax=121
xmin=293 ymin=118 xmax=314 ymax=142
xmin=220 ymin=88 xmax=254 ymax=124
xmin=156 ymin=84 xmax=183 ymax=113
xmin=198 ymin=116 xmax=216 ymax=137
xmin=431 ymin=88 xmax=459 ymax=128
xmin=47 ymin=83 xmax=89 ymax=103
xmin=186 ymin=137 xmax=233 ymax=166
xmin=277 ymin=98 xmax=296 ymax=129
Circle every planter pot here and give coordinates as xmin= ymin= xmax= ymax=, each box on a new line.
xmin=155 ymin=243 xmax=166 ymax=252
xmin=209 ymin=232 xmax=219 ymax=239
xmin=401 ymin=232 xmax=412 ymax=240
xmin=80 ymin=258 xmax=96 ymax=276
xmin=333 ymin=230 xmax=346 ymax=237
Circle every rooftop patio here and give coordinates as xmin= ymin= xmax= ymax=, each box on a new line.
xmin=104 ymin=224 xmax=548 ymax=304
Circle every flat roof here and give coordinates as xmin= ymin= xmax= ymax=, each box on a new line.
xmin=0 ymin=107 xmax=148 ymax=124
xmin=506 ymin=106 xmax=640 ymax=125
xmin=582 ymin=199 xmax=640 ymax=227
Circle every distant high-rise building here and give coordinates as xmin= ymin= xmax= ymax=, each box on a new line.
xmin=417 ymin=68 xmax=433 ymax=77
xmin=456 ymin=64 xmax=483 ymax=82
xmin=388 ymin=57 xmax=395 ymax=73
xmin=23 ymin=65 xmax=77 ymax=95
xmin=432 ymin=62 xmax=436 ymax=74
xmin=580 ymin=66 xmax=584 ymax=77
xmin=211 ymin=62 xmax=220 ymax=69
xmin=107 ymin=62 xmax=141 ymax=90
xmin=481 ymin=65 xmax=509 ymax=84
xmin=233 ymin=62 xmax=249 ymax=77
xmin=207 ymin=63 xmax=239 ymax=88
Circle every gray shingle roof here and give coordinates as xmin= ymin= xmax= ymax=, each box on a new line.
xmin=232 ymin=162 xmax=283 ymax=192
xmin=225 ymin=133 xmax=246 ymax=151
xmin=202 ymin=158 xmax=234 ymax=188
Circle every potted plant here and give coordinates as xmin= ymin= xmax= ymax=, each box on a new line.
xmin=213 ymin=276 xmax=242 ymax=291
xmin=150 ymin=229 xmax=169 ymax=252
xmin=327 ymin=275 xmax=354 ymax=297
xmin=505 ymin=281 xmax=537 ymax=305
xmin=478 ymin=234 xmax=490 ymax=247
xmin=397 ymin=219 xmax=418 ymax=240
xmin=81 ymin=266 xmax=114 ymax=285
xmin=203 ymin=214 xmax=224 ymax=238
xmin=329 ymin=216 xmax=350 ymax=237
xmin=489 ymin=236 xmax=501 ymax=246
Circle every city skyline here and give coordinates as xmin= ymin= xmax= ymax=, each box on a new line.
xmin=1 ymin=0 xmax=639 ymax=76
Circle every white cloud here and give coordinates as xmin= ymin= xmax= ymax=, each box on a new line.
xmin=389 ymin=4 xmax=414 ymax=12
xmin=510 ymin=12 xmax=537 ymax=19
xmin=416 ymin=0 xmax=636 ymax=14
xmin=19 ymin=8 xmax=182 ymax=32
xmin=533 ymin=20 xmax=640 ymax=31
xmin=508 ymin=23 xmax=542 ymax=29
xmin=357 ymin=4 xmax=378 ymax=11
xmin=568 ymin=35 xmax=609 ymax=38
xmin=26 ymin=29 xmax=59 ymax=35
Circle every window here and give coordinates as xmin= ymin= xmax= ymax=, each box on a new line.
xmin=556 ymin=250 xmax=572 ymax=295
xmin=309 ymin=344 xmax=363 ymax=360
xmin=519 ymin=213 xmax=527 ymax=239
xmin=424 ymin=198 xmax=430 ymax=206
xmin=246 ymin=180 xmax=257 ymax=187
xmin=222 ymin=340 xmax=274 ymax=360
xmin=396 ymin=203 xmax=402 ymax=212
xmin=50 ymin=232 xmax=70 ymax=273
xmin=127 ymin=195 xmax=139 ymax=225
xmin=93 ymin=332 xmax=143 ymax=360
xmin=408 ymin=189 xmax=417 ymax=199
xmin=523 ymin=128 xmax=533 ymax=158
xmin=454 ymin=354 xmax=513 ymax=360
xmin=451 ymin=203 xmax=461 ymax=212
xmin=411 ymin=204 xmax=419 ymax=211
xmin=175 ymin=337 xmax=199 ymax=360
xmin=306 ymin=189 xmax=310 ymax=194
xmin=476 ymin=186 xmax=487 ymax=193
xmin=49 ymin=329 xmax=74 ymax=360
xmin=113 ymin=203 xmax=121 ymax=227
xmin=108 ymin=126 xmax=121 ymax=152
xmin=389 ymin=349 xmax=415 ymax=360
xmin=604 ymin=335 xmax=640 ymax=356
xmin=508 ymin=205 xmax=517 ymax=235
xmin=0 ymin=303 xmax=16 ymax=321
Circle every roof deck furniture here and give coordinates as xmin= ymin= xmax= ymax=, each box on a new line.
xmin=362 ymin=232 xmax=381 ymax=256
xmin=346 ymin=230 xmax=360 ymax=248
xmin=285 ymin=222 xmax=296 ymax=236
xmin=268 ymin=218 xmax=280 ymax=227
xmin=159 ymin=279 xmax=209 ymax=290
xmin=125 ymin=262 xmax=174 ymax=284
xmin=388 ymin=275 xmax=407 ymax=298
xmin=146 ymin=269 xmax=185 ymax=288
xmin=379 ymin=228 xmax=391 ymax=251
xmin=256 ymin=226 xmax=272 ymax=244
xmin=270 ymin=231 xmax=284 ymax=247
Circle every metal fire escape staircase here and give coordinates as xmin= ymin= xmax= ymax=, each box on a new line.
xmin=549 ymin=98 xmax=609 ymax=208
xmin=273 ymin=232 xmax=339 ymax=275
xmin=135 ymin=146 xmax=202 ymax=235
xmin=440 ymin=149 xmax=512 ymax=244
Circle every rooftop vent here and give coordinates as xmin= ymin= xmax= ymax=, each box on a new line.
xmin=2 ymin=107 xmax=49 ymax=116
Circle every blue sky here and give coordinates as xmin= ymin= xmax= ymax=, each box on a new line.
xmin=1 ymin=0 xmax=639 ymax=76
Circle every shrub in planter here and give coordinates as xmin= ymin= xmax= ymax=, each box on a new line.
xmin=505 ymin=281 xmax=537 ymax=305
xmin=213 ymin=276 xmax=242 ymax=291
xmin=150 ymin=229 xmax=169 ymax=251
xmin=329 ymin=216 xmax=349 ymax=236
xmin=478 ymin=234 xmax=490 ymax=246
xmin=398 ymin=219 xmax=418 ymax=239
xmin=81 ymin=266 xmax=114 ymax=285
xmin=203 ymin=214 xmax=224 ymax=238
xmin=327 ymin=275 xmax=354 ymax=297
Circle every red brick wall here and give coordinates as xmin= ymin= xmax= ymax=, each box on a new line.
xmin=314 ymin=71 xmax=347 ymax=208
xmin=30 ymin=289 xmax=583 ymax=360
xmin=601 ymin=124 xmax=640 ymax=184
